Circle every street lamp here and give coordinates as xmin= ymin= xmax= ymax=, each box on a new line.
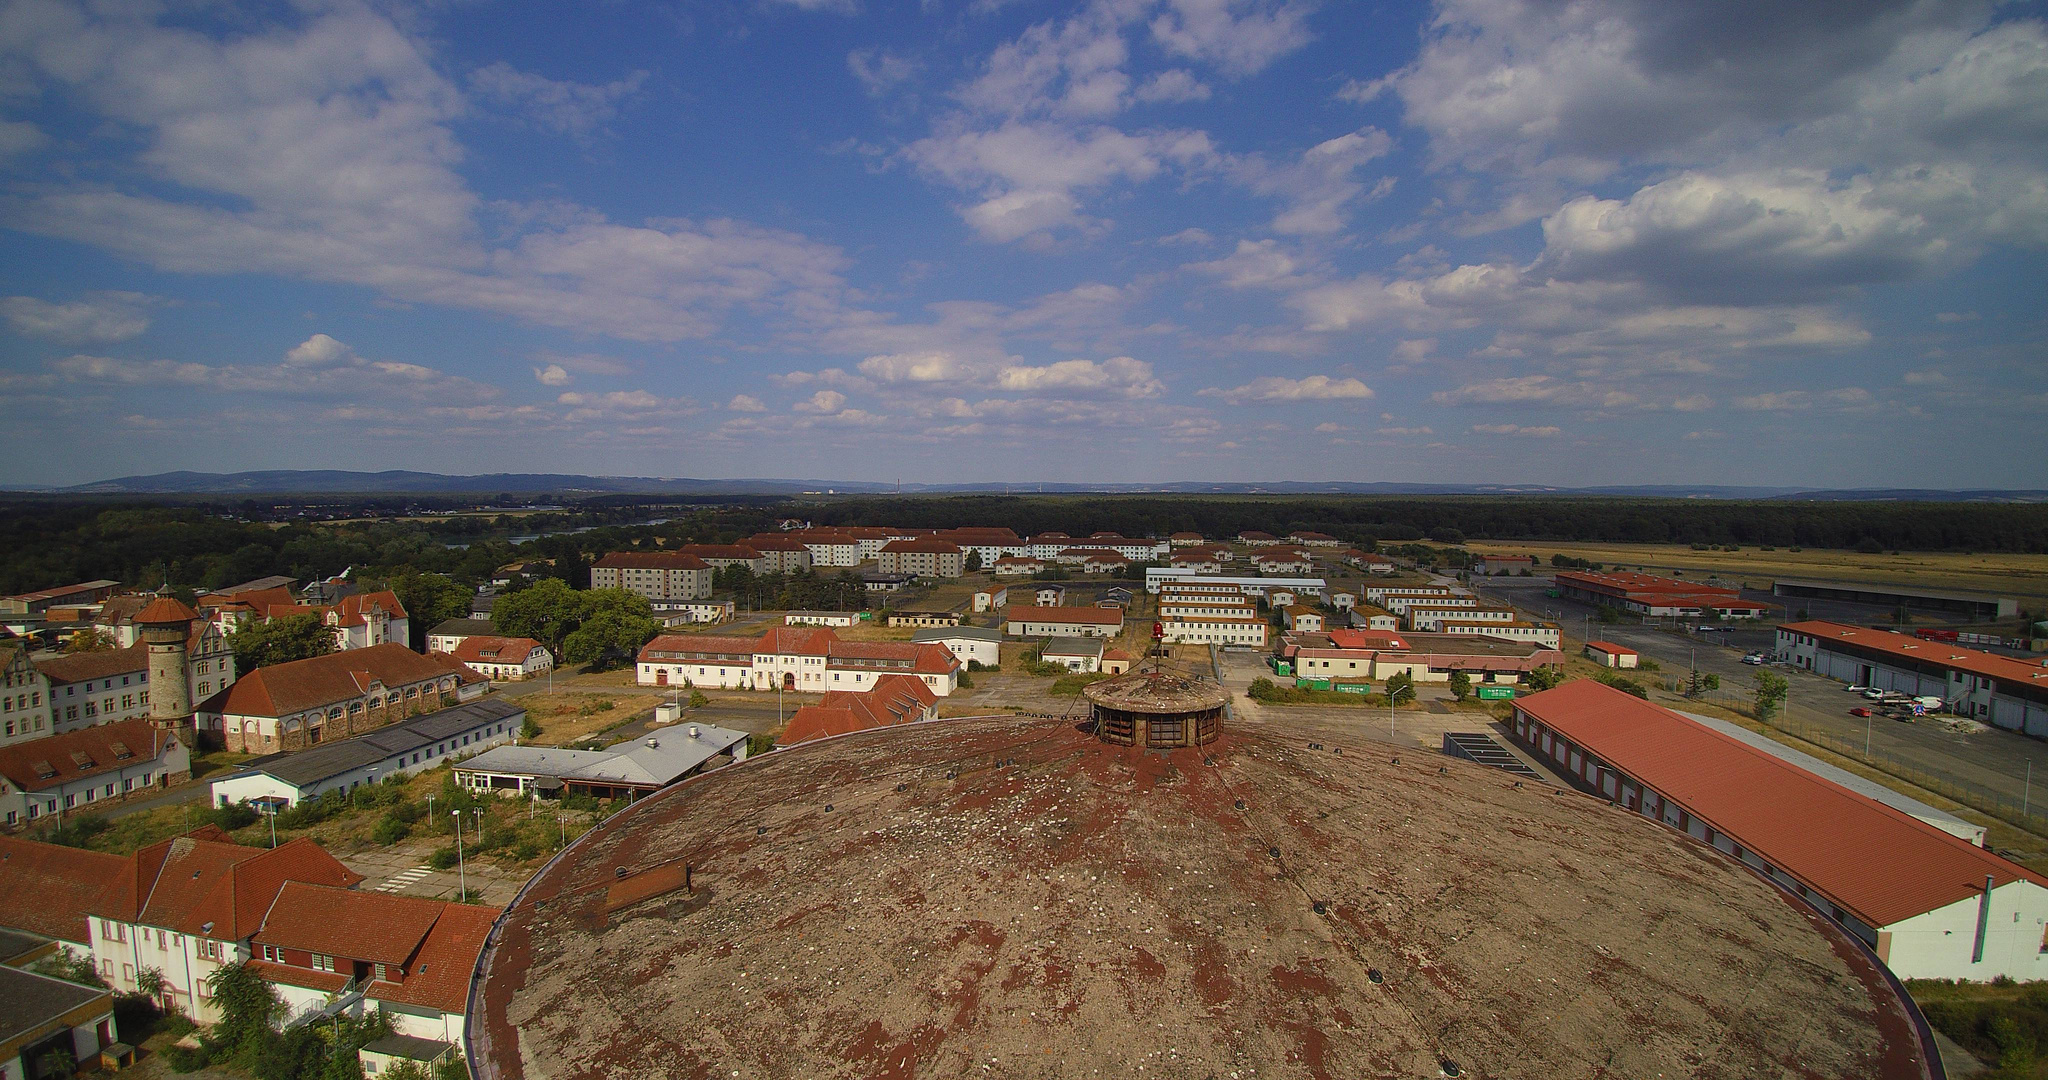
xmin=452 ymin=810 xmax=466 ymax=901
xmin=426 ymin=793 xmax=435 ymax=830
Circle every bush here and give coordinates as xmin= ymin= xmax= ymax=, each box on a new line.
xmin=519 ymin=716 xmax=542 ymax=740
xmin=41 ymin=814 xmax=111 ymax=848
xmin=164 ymin=1043 xmax=211 ymax=1073
xmin=1595 ymin=671 xmax=1648 ymax=698
xmin=577 ymin=698 xmax=616 ymax=716
xmin=1049 ymin=673 xmax=1108 ymax=696
xmin=208 ymin=802 xmax=260 ymax=831
xmin=373 ymin=817 xmax=411 ymax=846
xmin=955 ymin=670 xmax=974 ymax=689
xmin=428 ymin=847 xmax=460 ymax=870
xmin=688 ymin=690 xmax=709 ymax=708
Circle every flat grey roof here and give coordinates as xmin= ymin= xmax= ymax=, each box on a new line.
xmin=429 ymin=618 xmax=498 ymax=637
xmin=1042 ymin=636 xmax=1105 ymax=658
xmin=0 ymin=928 xmax=49 ymax=963
xmin=457 ymin=723 xmax=749 ymax=788
xmin=0 ymin=964 xmax=108 ymax=1043
xmin=235 ymin=697 xmax=526 ymax=788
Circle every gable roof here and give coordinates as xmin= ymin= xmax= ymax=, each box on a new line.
xmin=428 ymin=618 xmax=498 ymax=638
xmin=0 ymin=836 xmax=134 ymax=943
xmin=1783 ymin=620 xmax=2048 ymax=689
xmin=1584 ymin=641 xmax=1637 ymax=655
xmin=367 ymin=902 xmax=497 ymax=1016
xmin=450 ymin=636 xmax=543 ymax=665
xmin=779 ymin=674 xmax=936 ymax=747
xmin=32 ymin=643 xmax=149 ymax=686
xmin=254 ymin=882 xmax=446 ymax=964
xmin=231 ymin=698 xmax=524 ymax=788
xmin=880 ymin=538 xmax=962 ymax=555
xmin=134 ymin=834 xmax=361 ymax=939
xmin=1515 ymin=679 xmax=2048 ymax=928
xmin=328 ymin=591 xmax=407 ymax=627
xmin=199 ymin=643 xmax=453 ymax=719
xmin=0 ymin=718 xmax=175 ymax=793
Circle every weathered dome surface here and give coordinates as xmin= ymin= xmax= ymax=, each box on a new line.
xmin=472 ymin=715 xmax=1930 ymax=1080
xmin=1080 ymin=668 xmax=1231 ymax=714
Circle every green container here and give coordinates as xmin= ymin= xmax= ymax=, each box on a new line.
xmin=1271 ymin=658 xmax=1293 ymax=676
xmin=1476 ymin=686 xmax=1516 ymax=700
xmin=1296 ymin=677 xmax=1332 ymax=691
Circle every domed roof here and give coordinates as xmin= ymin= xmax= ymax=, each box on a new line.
xmin=471 ymin=715 xmax=1931 ymax=1080
xmin=132 ymin=597 xmax=199 ymax=625
xmin=1080 ymin=668 xmax=1231 ymax=713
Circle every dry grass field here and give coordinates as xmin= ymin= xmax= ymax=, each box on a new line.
xmin=1465 ymin=539 xmax=2048 ymax=611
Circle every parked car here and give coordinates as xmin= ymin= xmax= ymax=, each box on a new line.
xmin=1846 ymin=684 xmax=1870 ymax=693
xmin=1863 ymin=687 xmax=1887 ymax=700
xmin=1850 ymin=706 xmax=1873 ymax=717
xmin=1742 ymin=653 xmax=1766 ymax=665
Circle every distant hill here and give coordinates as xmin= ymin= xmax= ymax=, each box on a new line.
xmin=12 ymin=470 xmax=2045 ymax=502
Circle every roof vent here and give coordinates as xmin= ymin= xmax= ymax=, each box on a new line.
xmin=1440 ymin=1059 xmax=1462 ymax=1077
xmin=1367 ymin=968 xmax=1384 ymax=984
xmin=645 ymin=738 xmax=658 ymax=749
xmin=688 ymin=725 xmax=700 ymax=738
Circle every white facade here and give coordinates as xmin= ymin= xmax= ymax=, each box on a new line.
xmin=2 ymin=737 xmax=187 ymax=827
xmin=972 ymin=587 xmax=1008 ymax=613
xmin=43 ymin=628 xmax=235 ymax=734
xmin=654 ymin=601 xmax=733 ymax=625
xmin=912 ymin=631 xmax=1000 ymax=669
xmin=1160 ymin=616 xmax=1267 ymax=647
xmin=1143 ymin=570 xmax=1326 ymax=596
xmin=1776 ymin=627 xmax=2048 ymax=734
xmin=88 ymin=915 xmax=237 ymax=1024
xmin=591 ymin=559 xmax=714 ymax=601
xmin=786 ymin=611 xmax=861 ymax=627
xmin=0 ymin=647 xmax=49 ymax=746
xmin=1405 ymin=605 xmax=1512 ymax=631
xmin=1006 ymin=614 xmax=1121 ymax=638
xmin=1436 ymin=622 xmax=1562 ymax=649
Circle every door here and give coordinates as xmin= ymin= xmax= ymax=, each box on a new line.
xmin=784 ymin=672 xmax=796 ymax=691
xmin=655 ymin=670 xmax=668 ymax=686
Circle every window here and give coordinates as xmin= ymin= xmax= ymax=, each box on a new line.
xmin=311 ymin=953 xmax=334 ymax=972
xmin=260 ymin=945 xmax=281 ymax=962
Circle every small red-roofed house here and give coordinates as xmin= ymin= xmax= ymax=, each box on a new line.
xmin=778 ymin=675 xmax=938 ymax=748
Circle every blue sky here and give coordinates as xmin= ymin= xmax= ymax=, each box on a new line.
xmin=0 ymin=0 xmax=2043 ymax=488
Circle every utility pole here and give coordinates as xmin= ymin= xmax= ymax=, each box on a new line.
xmin=452 ymin=810 xmax=467 ymax=900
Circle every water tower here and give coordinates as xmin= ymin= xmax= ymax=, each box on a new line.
xmin=133 ymin=596 xmax=199 ymax=736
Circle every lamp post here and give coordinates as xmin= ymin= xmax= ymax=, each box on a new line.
xmin=452 ymin=810 xmax=466 ymax=901
xmin=267 ymin=805 xmax=277 ymax=849
xmin=426 ymin=793 xmax=435 ymax=831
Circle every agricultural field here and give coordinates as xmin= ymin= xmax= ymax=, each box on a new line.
xmin=1465 ymin=539 xmax=2048 ymax=611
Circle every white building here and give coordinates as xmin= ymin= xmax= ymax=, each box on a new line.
xmin=972 ymin=587 xmax=1009 ymax=613
xmin=655 ymin=601 xmax=733 ymax=626
xmin=425 ymin=618 xmax=498 ymax=654
xmin=1160 ymin=615 xmax=1267 ymax=648
xmin=1511 ymin=679 xmax=2048 ymax=981
xmin=38 ymin=624 xmax=235 ymax=734
xmin=448 ymin=637 xmax=552 ymax=681
xmin=1143 ymin=569 xmax=1326 ymax=597
xmin=1435 ymin=620 xmax=1561 ymax=649
xmin=209 ymin=698 xmax=525 ymax=809
xmin=875 ymin=539 xmax=966 ymax=578
xmin=0 ymin=965 xmax=118 ymax=1079
xmin=591 ymin=552 xmax=714 ymax=602
xmin=1005 ymin=607 xmax=1124 ymax=639
xmin=1777 ymin=621 xmax=2048 ymax=732
xmin=1404 ymin=604 xmax=1513 ymax=631
xmin=0 ymin=644 xmax=49 ymax=746
xmin=0 ymin=717 xmax=189 ymax=827
xmin=637 ymin=627 xmax=961 ymax=697
xmin=785 ymin=611 xmax=862 ymax=628
xmin=912 ymin=627 xmax=1001 ymax=669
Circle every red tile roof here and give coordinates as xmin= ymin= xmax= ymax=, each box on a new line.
xmin=254 ymin=882 xmax=446 ymax=964
xmin=593 ymin=551 xmax=712 ymax=571
xmin=639 ymin=634 xmax=761 ymax=663
xmin=135 ymin=834 xmax=361 ymax=939
xmin=0 ymin=836 xmax=134 ymax=942
xmin=778 ymin=675 xmax=937 ymax=747
xmin=248 ymin=958 xmax=351 ymax=993
xmin=367 ymin=902 xmax=498 ymax=1016
xmin=1005 ymin=606 xmax=1123 ymax=626
xmin=742 ymin=535 xmax=810 ymax=552
xmin=1783 ymin=621 xmax=2048 ymax=688
xmin=676 ymin=545 xmax=766 ymax=561
xmin=198 ymin=643 xmax=454 ymax=719
xmin=1169 ymin=532 xmax=1204 ymax=541
xmin=0 ymin=718 xmax=180 ymax=793
xmin=1327 ymin=629 xmax=1410 ymax=651
xmin=134 ymin=597 xmax=198 ymax=624
xmin=880 ymin=538 xmax=962 ymax=555
xmin=1515 ymin=680 xmax=2048 ymax=928
xmin=450 ymin=636 xmax=544 ymax=665
xmin=1584 ymin=641 xmax=1637 ymax=656
xmin=327 ymin=590 xmax=407 ymax=628
xmin=33 ymin=643 xmax=148 ymax=685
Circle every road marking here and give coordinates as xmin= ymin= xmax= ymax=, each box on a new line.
xmin=375 ymin=865 xmax=434 ymax=893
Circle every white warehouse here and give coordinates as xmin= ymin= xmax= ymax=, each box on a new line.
xmin=1778 ymin=620 xmax=2048 ymax=734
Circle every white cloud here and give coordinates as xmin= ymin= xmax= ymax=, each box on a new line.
xmin=1188 ymin=239 xmax=1316 ymax=289
xmin=1132 ymin=69 xmax=1211 ymax=104
xmin=727 ymin=394 xmax=767 ymax=412
xmin=1157 ymin=227 xmax=1213 ymax=245
xmin=0 ymin=119 xmax=47 ymax=158
xmin=907 ymin=120 xmax=1214 ymax=243
xmin=1735 ymin=391 xmax=1809 ymax=411
xmin=1472 ymin=423 xmax=1561 ymax=437
xmin=534 ymin=364 xmax=572 ymax=386
xmin=0 ymin=292 xmax=160 ymax=343
xmin=468 ymin=63 xmax=649 ymax=138
xmin=283 ymin=334 xmax=352 ymax=367
xmin=1377 ymin=425 xmax=1434 ymax=436
xmin=1203 ymin=374 xmax=1373 ymax=404
xmin=1903 ymin=369 xmax=1949 ymax=385
xmin=994 ymin=356 xmax=1163 ymax=397
xmin=1229 ymin=128 xmax=1395 ymax=236
xmin=1313 ymin=421 xmax=1342 ymax=433
xmin=0 ymin=4 xmax=851 ymax=344
xmin=763 ymin=0 xmax=859 ymax=12
xmin=1148 ymin=0 xmax=1314 ymax=78
xmin=53 ymin=334 xmax=500 ymax=402
xmin=849 ymin=50 xmax=919 ymax=97
xmin=795 ymin=389 xmax=850 ymax=413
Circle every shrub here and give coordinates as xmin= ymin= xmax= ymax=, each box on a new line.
xmin=1595 ymin=671 xmax=1648 ymax=698
xmin=519 ymin=716 xmax=542 ymax=740
xmin=688 ymin=690 xmax=709 ymax=708
xmin=164 ymin=1044 xmax=211 ymax=1073
xmin=428 ymin=847 xmax=460 ymax=870
xmin=373 ymin=817 xmax=411 ymax=846
xmin=208 ymin=802 xmax=260 ymax=831
xmin=955 ymin=670 xmax=974 ymax=689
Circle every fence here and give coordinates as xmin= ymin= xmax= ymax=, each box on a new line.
xmin=1657 ymin=676 xmax=2048 ymax=839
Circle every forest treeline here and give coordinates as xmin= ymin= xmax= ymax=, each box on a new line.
xmin=0 ymin=494 xmax=2042 ymax=597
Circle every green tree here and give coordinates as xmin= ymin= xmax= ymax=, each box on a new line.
xmin=964 ymin=550 xmax=983 ymax=573
xmin=1385 ymin=671 xmax=1416 ymax=706
xmin=1753 ymin=669 xmax=1790 ymax=722
xmin=383 ymin=570 xmax=472 ymax=650
xmin=205 ymin=961 xmax=285 ymax=1058
xmin=31 ymin=950 xmax=107 ymax=989
xmin=1447 ymin=670 xmax=1472 ymax=702
xmin=560 ymin=598 xmax=660 ymax=666
xmin=230 ymin=614 xmax=336 ymax=671
xmin=490 ymin=578 xmax=584 ymax=646
xmin=64 ymin=627 xmax=114 ymax=653
xmin=519 ymin=715 xmax=542 ymax=740
xmin=1524 ymin=666 xmax=1563 ymax=692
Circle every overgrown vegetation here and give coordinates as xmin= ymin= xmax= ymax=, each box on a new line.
xmin=1909 ymin=979 xmax=2048 ymax=1078
xmin=170 ymin=961 xmax=470 ymax=1080
xmin=1246 ymin=677 xmax=1387 ymax=707
xmin=1594 ymin=670 xmax=1649 ymax=698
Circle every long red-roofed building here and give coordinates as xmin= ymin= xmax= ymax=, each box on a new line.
xmin=251 ymin=881 xmax=495 ymax=1039
xmin=1554 ymin=570 xmax=1773 ymax=619
xmin=1510 ymin=678 xmax=2048 ymax=980
xmin=195 ymin=642 xmax=468 ymax=753
xmin=1777 ymin=620 xmax=2048 ymax=731
xmin=637 ymin=626 xmax=961 ymax=696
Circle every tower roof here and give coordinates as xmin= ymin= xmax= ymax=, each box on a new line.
xmin=133 ymin=597 xmax=199 ymax=625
